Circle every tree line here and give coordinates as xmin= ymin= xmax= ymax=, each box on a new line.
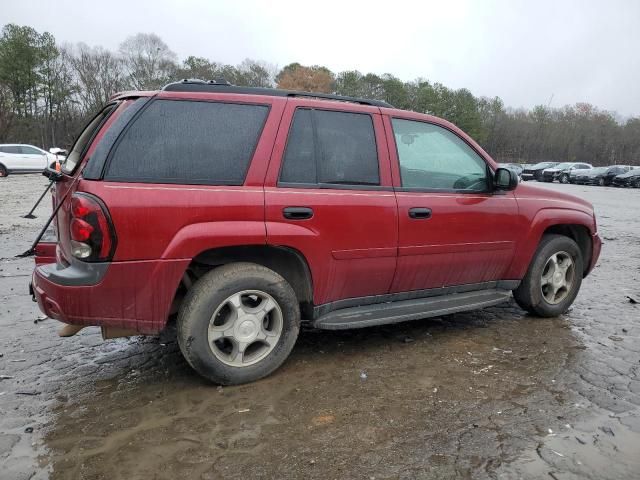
xmin=1 ymin=23 xmax=638 ymax=166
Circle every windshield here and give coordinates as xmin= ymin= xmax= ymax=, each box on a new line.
xmin=62 ymin=103 xmax=118 ymax=174
xmin=555 ymin=162 xmax=572 ymax=169
xmin=532 ymin=162 xmax=555 ymax=168
xmin=590 ymin=167 xmax=607 ymax=174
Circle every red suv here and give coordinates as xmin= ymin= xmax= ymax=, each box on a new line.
xmin=31 ymin=80 xmax=601 ymax=385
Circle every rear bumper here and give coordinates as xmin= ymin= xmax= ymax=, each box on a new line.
xmin=32 ymin=257 xmax=189 ymax=334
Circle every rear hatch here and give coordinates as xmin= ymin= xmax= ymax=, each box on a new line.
xmin=37 ymin=99 xmax=135 ymax=266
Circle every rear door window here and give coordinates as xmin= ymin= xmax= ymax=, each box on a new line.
xmin=105 ymin=100 xmax=269 ymax=185
xmin=279 ymin=108 xmax=380 ymax=186
xmin=1 ymin=146 xmax=21 ymax=154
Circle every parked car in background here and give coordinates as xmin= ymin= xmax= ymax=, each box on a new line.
xmin=0 ymin=144 xmax=64 ymax=177
xmin=574 ymin=167 xmax=606 ymax=185
xmin=612 ymin=168 xmax=640 ymax=188
xmin=521 ymin=161 xmax=558 ymax=181
xmin=498 ymin=163 xmax=524 ymax=176
xmin=586 ymin=165 xmax=634 ymax=186
xmin=541 ymin=162 xmax=593 ymax=183
xmin=30 ymin=80 xmax=601 ymax=385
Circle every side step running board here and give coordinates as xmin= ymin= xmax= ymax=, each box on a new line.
xmin=313 ymin=289 xmax=512 ymax=330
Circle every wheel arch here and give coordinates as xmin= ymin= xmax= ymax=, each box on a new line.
xmin=181 ymin=244 xmax=314 ymax=318
xmin=542 ymin=224 xmax=592 ymax=276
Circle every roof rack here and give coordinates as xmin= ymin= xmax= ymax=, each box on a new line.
xmin=162 ymin=79 xmax=393 ymax=108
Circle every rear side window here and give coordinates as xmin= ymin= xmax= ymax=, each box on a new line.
xmin=105 ymin=100 xmax=268 ymax=185
xmin=279 ymin=108 xmax=379 ymax=186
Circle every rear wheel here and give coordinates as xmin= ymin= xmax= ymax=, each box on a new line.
xmin=513 ymin=234 xmax=583 ymax=317
xmin=0 ymin=164 xmax=8 ymax=177
xmin=598 ymin=177 xmax=605 ymax=186
xmin=177 ymin=262 xmax=300 ymax=385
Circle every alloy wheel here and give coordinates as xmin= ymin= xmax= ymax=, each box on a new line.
xmin=540 ymin=251 xmax=575 ymax=305
xmin=207 ymin=290 xmax=283 ymax=367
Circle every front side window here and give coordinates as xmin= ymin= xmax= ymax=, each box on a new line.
xmin=392 ymin=118 xmax=488 ymax=191
xmin=279 ymin=108 xmax=380 ymax=186
xmin=106 ymin=100 xmax=269 ymax=185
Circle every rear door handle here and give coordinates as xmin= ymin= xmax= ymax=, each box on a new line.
xmin=283 ymin=206 xmax=314 ymax=220
xmin=408 ymin=207 xmax=432 ymax=219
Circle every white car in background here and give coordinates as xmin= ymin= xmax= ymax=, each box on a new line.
xmin=0 ymin=144 xmax=66 ymax=177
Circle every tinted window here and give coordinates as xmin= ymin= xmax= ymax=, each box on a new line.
xmin=0 ymin=146 xmax=21 ymax=154
xmin=63 ymin=104 xmax=118 ymax=174
xmin=280 ymin=109 xmax=315 ymax=183
xmin=21 ymin=146 xmax=43 ymax=155
xmin=106 ymin=100 xmax=268 ymax=185
xmin=392 ymin=118 xmax=488 ymax=191
xmin=280 ymin=108 xmax=379 ymax=186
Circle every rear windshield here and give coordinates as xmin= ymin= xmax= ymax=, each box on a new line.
xmin=104 ymin=99 xmax=269 ymax=185
xmin=62 ymin=104 xmax=118 ymax=174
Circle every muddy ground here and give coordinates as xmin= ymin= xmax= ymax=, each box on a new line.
xmin=0 ymin=174 xmax=639 ymax=480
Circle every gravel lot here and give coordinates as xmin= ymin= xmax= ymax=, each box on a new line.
xmin=1 ymin=174 xmax=639 ymax=479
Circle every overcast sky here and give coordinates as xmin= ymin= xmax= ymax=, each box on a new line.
xmin=4 ymin=0 xmax=640 ymax=116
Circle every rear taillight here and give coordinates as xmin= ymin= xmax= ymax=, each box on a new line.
xmin=69 ymin=193 xmax=116 ymax=261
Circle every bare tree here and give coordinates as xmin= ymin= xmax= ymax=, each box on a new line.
xmin=119 ymin=33 xmax=177 ymax=90
xmin=67 ymin=43 xmax=126 ymax=114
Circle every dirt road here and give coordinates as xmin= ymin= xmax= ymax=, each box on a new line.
xmin=1 ymin=175 xmax=639 ymax=479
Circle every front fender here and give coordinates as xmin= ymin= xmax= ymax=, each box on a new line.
xmin=506 ymin=207 xmax=596 ymax=279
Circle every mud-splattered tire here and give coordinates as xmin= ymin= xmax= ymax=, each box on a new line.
xmin=0 ymin=164 xmax=8 ymax=177
xmin=177 ymin=262 xmax=300 ymax=385
xmin=513 ymin=234 xmax=583 ymax=317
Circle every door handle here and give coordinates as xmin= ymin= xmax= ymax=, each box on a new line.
xmin=408 ymin=207 xmax=432 ymax=219
xmin=283 ymin=206 xmax=314 ymax=220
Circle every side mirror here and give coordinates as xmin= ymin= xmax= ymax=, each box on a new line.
xmin=494 ymin=167 xmax=518 ymax=191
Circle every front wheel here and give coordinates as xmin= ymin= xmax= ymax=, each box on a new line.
xmin=513 ymin=234 xmax=583 ymax=317
xmin=177 ymin=262 xmax=300 ymax=385
xmin=598 ymin=178 xmax=605 ymax=186
xmin=560 ymin=174 xmax=569 ymax=184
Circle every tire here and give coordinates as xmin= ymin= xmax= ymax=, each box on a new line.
xmin=598 ymin=178 xmax=605 ymax=186
xmin=513 ymin=234 xmax=583 ymax=317
xmin=560 ymin=174 xmax=569 ymax=184
xmin=177 ymin=262 xmax=300 ymax=385
xmin=0 ymin=164 xmax=8 ymax=177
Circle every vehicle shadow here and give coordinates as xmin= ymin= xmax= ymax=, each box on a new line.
xmin=41 ymin=300 xmax=586 ymax=480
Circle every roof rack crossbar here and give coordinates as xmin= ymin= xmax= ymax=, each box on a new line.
xmin=161 ymin=79 xmax=393 ymax=108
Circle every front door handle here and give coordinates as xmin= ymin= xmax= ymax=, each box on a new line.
xmin=408 ymin=207 xmax=432 ymax=219
xmin=283 ymin=206 xmax=314 ymax=220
